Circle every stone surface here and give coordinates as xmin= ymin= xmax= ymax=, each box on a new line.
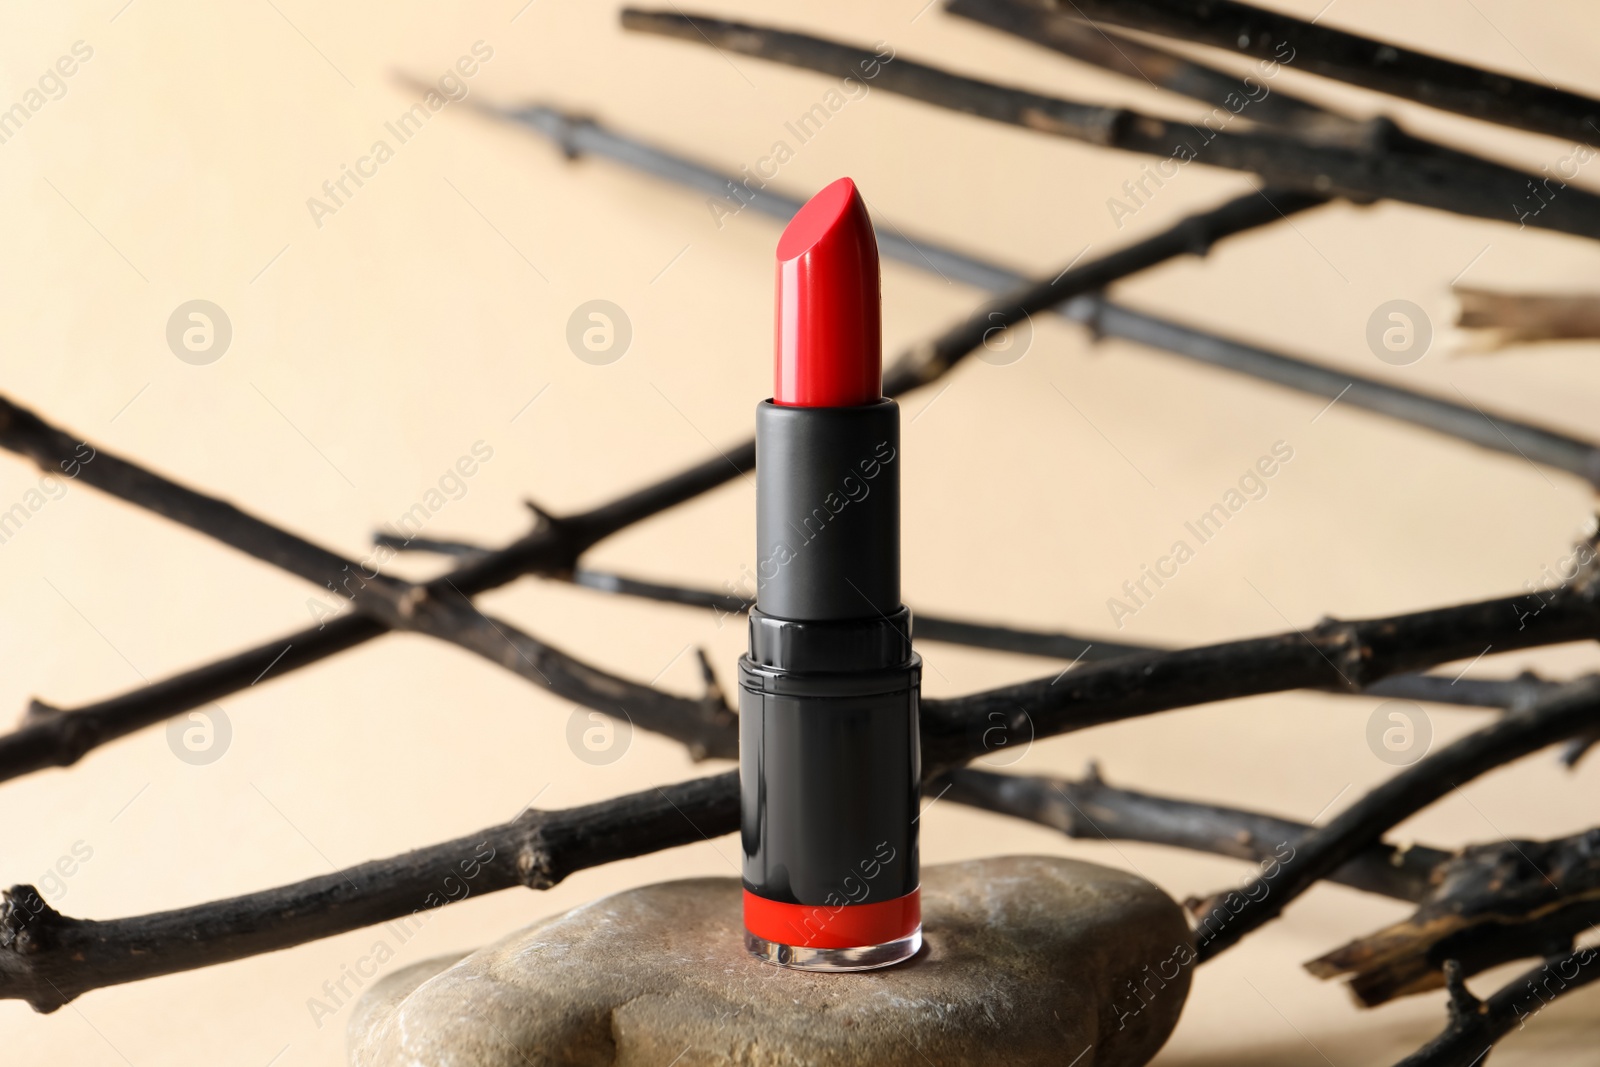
xmin=349 ymin=855 xmax=1194 ymax=1067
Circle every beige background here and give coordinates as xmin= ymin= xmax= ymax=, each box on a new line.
xmin=3 ymin=1 xmax=1600 ymax=1063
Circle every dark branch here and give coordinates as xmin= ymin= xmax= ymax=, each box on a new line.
xmin=556 ymin=564 xmax=1573 ymax=711
xmin=877 ymin=188 xmax=1326 ymax=396
xmin=371 ymin=545 xmax=1148 ymax=663
xmin=1065 ymin=299 xmax=1600 ymax=490
xmin=947 ymin=0 xmax=1354 ymax=135
xmin=1393 ymin=954 xmax=1600 ymax=1067
xmin=0 ymin=395 xmax=741 ymax=761
xmin=381 ymin=546 xmax=1561 ymax=714
xmin=917 ymin=563 xmax=1600 ymax=771
xmin=1307 ymin=828 xmax=1600 ymax=1004
xmin=1185 ymin=676 xmax=1600 ymax=961
xmin=620 ymin=10 xmax=1600 ymax=240
xmin=0 ymin=422 xmax=752 ymax=780
xmin=1040 ymin=0 xmax=1600 ymax=145
xmin=1364 ymin=670 xmax=1567 ymax=712
xmin=940 ymin=765 xmax=1449 ymax=901
xmin=0 ymin=771 xmax=739 ymax=1013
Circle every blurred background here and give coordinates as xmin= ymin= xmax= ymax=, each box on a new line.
xmin=4 ymin=1 xmax=1600 ymax=1063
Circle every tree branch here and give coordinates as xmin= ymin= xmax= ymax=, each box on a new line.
xmin=1185 ymin=675 xmax=1600 ymax=961
xmin=939 ymin=765 xmax=1450 ymax=901
xmin=1307 ymin=827 xmax=1600 ymax=1004
xmin=877 ymin=188 xmax=1326 ymax=395
xmin=1392 ymin=954 xmax=1600 ymax=1067
xmin=366 ymin=543 xmax=1152 ymax=664
xmin=917 ymin=566 xmax=1600 ymax=771
xmin=1035 ymin=0 xmax=1600 ymax=146
xmin=386 ymin=547 xmax=1560 ymax=714
xmin=1065 ymin=298 xmax=1600 ymax=490
xmin=0 ymin=395 xmax=740 ymax=760
xmin=619 ymin=10 xmax=1600 ymax=240
xmin=947 ymin=0 xmax=1355 ymax=136
xmin=0 ymin=771 xmax=739 ymax=1013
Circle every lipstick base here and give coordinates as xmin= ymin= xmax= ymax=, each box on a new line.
xmin=744 ymin=926 xmax=922 ymax=972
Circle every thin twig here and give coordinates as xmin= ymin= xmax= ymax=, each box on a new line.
xmin=1030 ymin=0 xmax=1600 ymax=145
xmin=0 ymin=395 xmax=741 ymax=760
xmin=918 ymin=559 xmax=1600 ymax=770
xmin=377 ymin=543 xmax=1565 ymax=714
xmin=940 ymin=765 xmax=1449 ymax=901
xmin=1186 ymin=675 xmax=1600 ymax=961
xmin=1069 ymin=299 xmax=1600 ymax=488
xmin=620 ymin=10 xmax=1600 ymax=240
xmin=0 ymin=771 xmax=739 ymax=1012
xmin=947 ymin=0 xmax=1355 ymax=136
xmin=879 ymin=188 xmax=1327 ymax=394
xmin=1393 ymin=955 xmax=1600 ymax=1067
xmin=369 ymin=542 xmax=1151 ymax=662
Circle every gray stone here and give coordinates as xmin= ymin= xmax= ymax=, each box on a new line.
xmin=349 ymin=855 xmax=1193 ymax=1067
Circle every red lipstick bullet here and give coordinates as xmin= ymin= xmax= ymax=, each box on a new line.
xmin=740 ymin=178 xmax=922 ymax=971
xmin=774 ymin=178 xmax=882 ymax=408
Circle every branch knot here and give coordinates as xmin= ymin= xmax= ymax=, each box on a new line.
xmin=1 ymin=885 xmax=61 ymax=955
xmin=1309 ymin=616 xmax=1369 ymax=689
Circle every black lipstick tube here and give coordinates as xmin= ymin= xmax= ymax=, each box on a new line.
xmin=739 ymin=397 xmax=922 ymax=971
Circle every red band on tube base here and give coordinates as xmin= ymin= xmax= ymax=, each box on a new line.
xmin=743 ymin=888 xmax=920 ymax=950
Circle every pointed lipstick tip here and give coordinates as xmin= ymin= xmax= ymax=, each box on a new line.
xmin=774 ymin=177 xmax=882 ymax=408
xmin=776 ymin=177 xmax=862 ymax=264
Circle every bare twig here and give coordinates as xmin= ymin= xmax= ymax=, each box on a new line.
xmin=0 ymin=771 xmax=739 ymax=1012
xmin=918 ymin=559 xmax=1600 ymax=771
xmin=0 ymin=395 xmax=741 ymax=760
xmin=620 ymin=10 xmax=1600 ymax=240
xmin=0 ymin=419 xmax=754 ymax=779
xmin=1077 ymin=298 xmax=1600 ymax=487
xmin=946 ymin=0 xmax=1355 ymax=136
xmin=369 ymin=541 xmax=1152 ymax=663
xmin=382 ymin=545 xmax=1564 ymax=715
xmin=940 ymin=765 xmax=1449 ymax=901
xmin=1365 ymin=670 xmax=1568 ymax=712
xmin=1560 ymin=731 xmax=1600 ymax=768
xmin=1456 ymin=286 xmax=1600 ymax=349
xmin=877 ymin=188 xmax=1326 ymax=395
xmin=1307 ymin=827 xmax=1600 ymax=1004
xmin=1393 ymin=955 xmax=1600 ymax=1067
xmin=1029 ymin=0 xmax=1600 ymax=145
xmin=1185 ymin=675 xmax=1600 ymax=961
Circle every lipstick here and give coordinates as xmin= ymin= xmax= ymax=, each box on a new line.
xmin=740 ymin=177 xmax=922 ymax=971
